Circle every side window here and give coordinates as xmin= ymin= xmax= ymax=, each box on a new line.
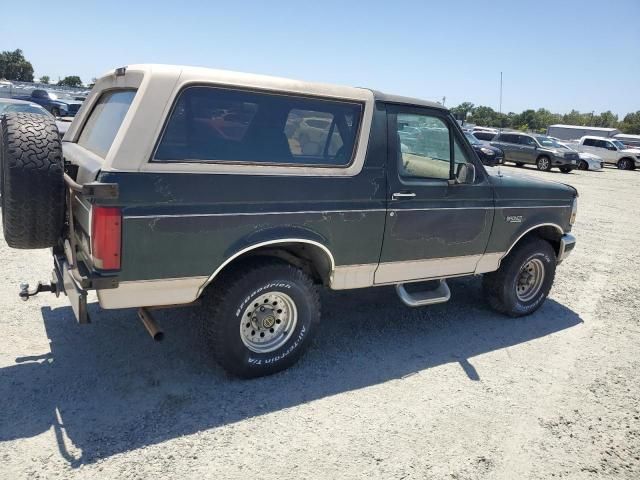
xmin=396 ymin=113 xmax=452 ymax=180
xmin=583 ymin=138 xmax=596 ymax=147
xmin=519 ymin=136 xmax=536 ymax=146
xmin=594 ymin=140 xmax=607 ymax=148
xmin=154 ymin=86 xmax=363 ymax=166
xmin=499 ymin=134 xmax=517 ymax=144
xmin=603 ymin=141 xmax=615 ymax=150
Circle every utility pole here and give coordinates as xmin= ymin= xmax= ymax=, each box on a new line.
xmin=499 ymin=72 xmax=503 ymax=124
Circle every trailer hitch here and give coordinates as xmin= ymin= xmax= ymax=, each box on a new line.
xmin=19 ymin=281 xmax=60 ymax=301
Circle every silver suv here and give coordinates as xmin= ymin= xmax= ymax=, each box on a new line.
xmin=492 ymin=133 xmax=579 ymax=173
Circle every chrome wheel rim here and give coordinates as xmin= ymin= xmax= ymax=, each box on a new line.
xmin=516 ymin=258 xmax=545 ymax=302
xmin=240 ymin=291 xmax=297 ymax=353
xmin=539 ymin=158 xmax=549 ymax=170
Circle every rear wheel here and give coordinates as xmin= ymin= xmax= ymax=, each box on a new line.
xmin=536 ymin=156 xmax=551 ymax=171
xmin=0 ymin=112 xmax=65 ymax=249
xmin=201 ymin=258 xmax=320 ymax=378
xmin=483 ymin=238 xmax=557 ymax=317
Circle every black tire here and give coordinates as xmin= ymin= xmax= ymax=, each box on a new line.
xmin=201 ymin=258 xmax=320 ymax=378
xmin=559 ymin=166 xmax=572 ymax=174
xmin=617 ymin=158 xmax=633 ymax=170
xmin=482 ymin=237 xmax=556 ymax=317
xmin=536 ymin=156 xmax=551 ymax=171
xmin=578 ymin=160 xmax=589 ymax=170
xmin=1 ymin=113 xmax=64 ymax=249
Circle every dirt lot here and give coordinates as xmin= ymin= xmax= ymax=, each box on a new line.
xmin=1 ymin=166 xmax=639 ymax=479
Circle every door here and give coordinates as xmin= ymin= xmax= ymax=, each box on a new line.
xmin=597 ymin=139 xmax=618 ymax=163
xmin=493 ymin=133 xmax=520 ymax=163
xmin=517 ymin=135 xmax=538 ymax=164
xmin=375 ymin=105 xmax=495 ymax=284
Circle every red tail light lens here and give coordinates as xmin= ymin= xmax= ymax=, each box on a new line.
xmin=91 ymin=206 xmax=122 ymax=270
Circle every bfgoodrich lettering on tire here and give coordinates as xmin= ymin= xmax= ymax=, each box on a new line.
xmin=482 ymin=237 xmax=557 ymax=317
xmin=201 ymin=258 xmax=320 ymax=378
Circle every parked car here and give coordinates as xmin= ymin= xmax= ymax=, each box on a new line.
xmin=464 ymin=131 xmax=503 ymax=166
xmin=0 ymin=64 xmax=577 ymax=378
xmin=15 ymin=89 xmax=82 ymax=117
xmin=573 ymin=136 xmax=640 ymax=170
xmin=491 ymin=133 xmax=579 ymax=172
xmin=472 ymin=130 xmax=497 ymax=141
xmin=0 ymin=98 xmax=70 ymax=137
xmin=555 ymin=141 xmax=603 ymax=171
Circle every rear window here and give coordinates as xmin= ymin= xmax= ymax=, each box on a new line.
xmin=154 ymin=86 xmax=362 ymax=166
xmin=78 ymin=90 xmax=136 ymax=157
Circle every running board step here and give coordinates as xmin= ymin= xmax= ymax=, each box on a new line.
xmin=395 ymin=280 xmax=451 ymax=307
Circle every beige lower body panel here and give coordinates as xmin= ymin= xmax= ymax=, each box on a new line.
xmin=97 ymin=276 xmax=208 ymax=309
xmin=97 ymin=252 xmax=506 ymax=307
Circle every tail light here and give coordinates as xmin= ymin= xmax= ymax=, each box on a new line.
xmin=91 ymin=206 xmax=122 ymax=270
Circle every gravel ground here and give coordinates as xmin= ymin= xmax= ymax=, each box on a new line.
xmin=1 ymin=166 xmax=639 ymax=480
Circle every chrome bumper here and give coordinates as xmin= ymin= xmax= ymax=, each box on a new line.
xmin=557 ymin=233 xmax=576 ymax=263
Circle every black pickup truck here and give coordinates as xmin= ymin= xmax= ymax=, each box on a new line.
xmin=0 ymin=64 xmax=577 ymax=378
xmin=15 ymin=89 xmax=82 ymax=117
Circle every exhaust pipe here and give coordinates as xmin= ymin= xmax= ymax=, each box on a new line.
xmin=138 ymin=307 xmax=164 ymax=341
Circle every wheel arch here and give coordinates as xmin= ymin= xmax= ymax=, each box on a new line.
xmin=197 ymin=238 xmax=335 ymax=297
xmin=504 ymin=223 xmax=564 ymax=260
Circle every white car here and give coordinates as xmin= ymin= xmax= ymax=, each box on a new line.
xmin=557 ymin=142 xmax=603 ymax=171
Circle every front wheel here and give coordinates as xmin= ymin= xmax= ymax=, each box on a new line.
xmin=201 ymin=258 xmax=320 ymax=378
xmin=483 ymin=238 xmax=557 ymax=317
xmin=618 ymin=158 xmax=633 ymax=170
xmin=536 ymin=156 xmax=551 ymax=171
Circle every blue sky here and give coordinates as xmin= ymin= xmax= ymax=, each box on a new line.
xmin=3 ymin=0 xmax=639 ymax=116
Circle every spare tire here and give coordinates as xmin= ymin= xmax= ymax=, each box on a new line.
xmin=1 ymin=112 xmax=65 ymax=249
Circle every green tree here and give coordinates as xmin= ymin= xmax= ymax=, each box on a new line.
xmin=39 ymin=75 xmax=50 ymax=84
xmin=57 ymin=75 xmax=83 ymax=87
xmin=0 ymin=49 xmax=34 ymax=82
xmin=450 ymin=102 xmax=475 ymax=121
xmin=618 ymin=111 xmax=640 ymax=134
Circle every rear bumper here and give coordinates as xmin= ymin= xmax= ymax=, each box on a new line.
xmin=54 ymin=254 xmax=89 ymax=323
xmin=557 ymin=233 xmax=576 ymax=263
xmin=53 ymin=252 xmax=118 ymax=323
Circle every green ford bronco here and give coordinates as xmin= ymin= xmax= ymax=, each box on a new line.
xmin=0 ymin=64 xmax=577 ymax=378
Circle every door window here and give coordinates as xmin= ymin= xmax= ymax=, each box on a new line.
xmin=397 ymin=113 xmax=451 ymax=180
xmin=519 ymin=136 xmax=537 ymax=146
xmin=583 ymin=138 xmax=597 ymax=147
xmin=396 ymin=112 xmax=473 ymax=181
xmin=497 ymin=133 xmax=518 ymax=144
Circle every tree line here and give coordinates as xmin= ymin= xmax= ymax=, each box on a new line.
xmin=0 ymin=49 xmax=86 ymax=88
xmin=451 ymin=102 xmax=640 ymax=135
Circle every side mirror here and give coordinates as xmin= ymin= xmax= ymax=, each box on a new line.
xmin=452 ymin=163 xmax=476 ymax=185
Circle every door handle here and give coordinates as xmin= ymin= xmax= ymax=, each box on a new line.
xmin=391 ymin=192 xmax=416 ymax=200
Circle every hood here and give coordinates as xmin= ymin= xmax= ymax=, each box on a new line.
xmin=485 ymin=167 xmax=577 ymax=200
xmin=621 ymin=148 xmax=640 ymax=155
xmin=472 ymin=143 xmax=502 ymax=154
xmin=578 ymin=152 xmax=601 ymax=160
xmin=54 ymin=99 xmax=83 ymax=106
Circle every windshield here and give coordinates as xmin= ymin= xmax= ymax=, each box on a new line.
xmin=612 ymin=140 xmax=626 ymax=149
xmin=465 ymin=132 xmax=481 ymax=145
xmin=535 ymin=136 xmax=563 ymax=148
